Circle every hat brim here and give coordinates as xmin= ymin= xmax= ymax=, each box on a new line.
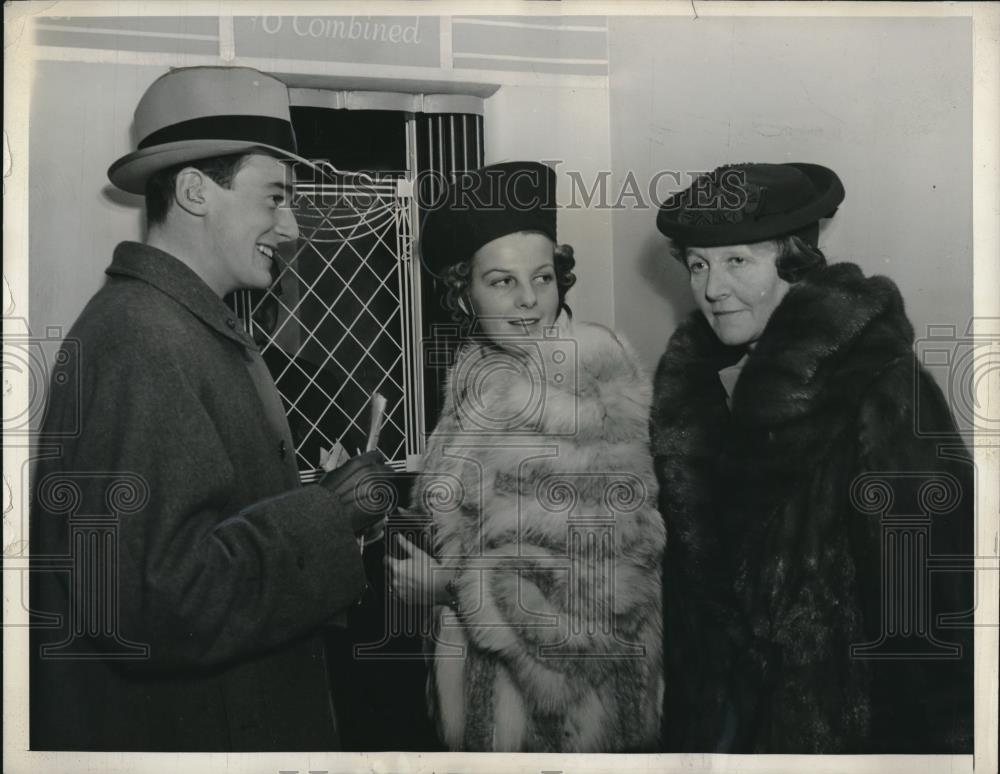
xmin=108 ymin=139 xmax=302 ymax=195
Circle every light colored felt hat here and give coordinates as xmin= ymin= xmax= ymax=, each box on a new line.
xmin=108 ymin=66 xmax=300 ymax=195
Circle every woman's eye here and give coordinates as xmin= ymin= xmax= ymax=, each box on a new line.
xmin=688 ymin=262 xmax=706 ymax=274
xmin=533 ymin=273 xmax=554 ymax=284
xmin=492 ymin=277 xmax=513 ymax=288
xmin=728 ymin=255 xmax=746 ymax=266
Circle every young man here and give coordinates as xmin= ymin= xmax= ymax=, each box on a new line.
xmin=30 ymin=66 xmax=394 ymax=751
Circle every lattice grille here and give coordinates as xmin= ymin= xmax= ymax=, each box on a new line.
xmin=233 ymin=179 xmax=416 ymax=478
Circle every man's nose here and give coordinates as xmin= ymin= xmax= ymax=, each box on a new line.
xmin=275 ymin=205 xmax=299 ymax=243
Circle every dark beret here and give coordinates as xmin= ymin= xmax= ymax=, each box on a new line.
xmin=656 ymin=162 xmax=844 ymax=248
xmin=420 ymin=161 xmax=557 ymax=276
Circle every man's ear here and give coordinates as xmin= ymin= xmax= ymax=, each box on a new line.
xmin=174 ymin=168 xmax=210 ymax=216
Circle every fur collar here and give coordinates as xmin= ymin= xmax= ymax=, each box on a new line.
xmin=434 ymin=316 xmax=651 ymax=444
xmin=653 ymin=262 xmax=915 ymax=438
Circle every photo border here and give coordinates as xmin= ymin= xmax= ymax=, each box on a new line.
xmin=4 ymin=1 xmax=997 ymax=772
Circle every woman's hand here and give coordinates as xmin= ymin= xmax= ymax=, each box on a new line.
xmin=386 ymin=534 xmax=454 ymax=607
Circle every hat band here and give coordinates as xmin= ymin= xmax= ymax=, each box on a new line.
xmin=138 ymin=114 xmax=297 ymax=154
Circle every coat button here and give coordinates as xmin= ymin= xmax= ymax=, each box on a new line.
xmin=279 ymin=440 xmax=288 ymax=459
xmin=226 ymin=318 xmax=237 ymax=329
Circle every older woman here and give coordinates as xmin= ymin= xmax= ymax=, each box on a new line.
xmin=652 ymin=163 xmax=974 ymax=753
xmin=388 ymin=161 xmax=665 ymax=752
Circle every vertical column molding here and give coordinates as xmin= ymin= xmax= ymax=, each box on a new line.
xmin=218 ymin=16 xmax=236 ymax=62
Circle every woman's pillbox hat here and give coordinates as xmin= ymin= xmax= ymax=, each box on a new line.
xmin=655 ymin=162 xmax=844 ymax=249
xmin=108 ymin=66 xmax=300 ymax=195
xmin=420 ymin=161 xmax=557 ymax=276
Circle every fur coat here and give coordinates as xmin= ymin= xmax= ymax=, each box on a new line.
xmin=650 ymin=262 xmax=974 ymax=753
xmin=414 ymin=318 xmax=665 ymax=752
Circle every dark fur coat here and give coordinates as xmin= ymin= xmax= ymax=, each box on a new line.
xmin=415 ymin=320 xmax=665 ymax=752
xmin=650 ymin=262 xmax=974 ymax=753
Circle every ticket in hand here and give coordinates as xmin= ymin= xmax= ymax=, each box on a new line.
xmin=319 ymin=442 xmax=350 ymax=471
xmin=365 ymin=392 xmax=388 ymax=454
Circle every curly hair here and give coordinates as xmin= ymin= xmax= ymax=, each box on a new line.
xmin=440 ymin=240 xmax=577 ymax=324
xmin=670 ymin=234 xmax=827 ymax=284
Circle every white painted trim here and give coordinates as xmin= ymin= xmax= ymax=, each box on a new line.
xmin=347 ymin=90 xmax=422 ymax=112
xmin=439 ymin=14 xmax=452 ymax=69
xmin=449 ymin=65 xmax=608 ymax=90
xmin=453 ymin=52 xmax=608 ymax=66
xmin=421 ymin=94 xmax=484 ymax=115
xmin=289 ymin=88 xmax=484 ymax=115
xmin=32 ymin=46 xmax=226 ymax=68
xmin=453 ymin=18 xmax=607 ymax=33
xmin=218 ymin=16 xmax=235 ymax=61
xmin=288 ymin=88 xmax=349 ymax=109
xmin=31 ymin=46 xmax=607 ymax=89
xmin=33 ymin=23 xmax=218 ymax=41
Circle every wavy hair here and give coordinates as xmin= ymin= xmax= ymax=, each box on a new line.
xmin=440 ymin=240 xmax=577 ymax=325
xmin=670 ymin=234 xmax=828 ymax=283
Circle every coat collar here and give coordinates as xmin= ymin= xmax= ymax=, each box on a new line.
xmin=654 ymin=262 xmax=914 ymax=433
xmin=106 ymin=241 xmax=257 ymax=351
xmin=733 ymin=262 xmax=913 ymax=424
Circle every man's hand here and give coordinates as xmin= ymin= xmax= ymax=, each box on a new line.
xmin=317 ymin=450 xmax=395 ymax=535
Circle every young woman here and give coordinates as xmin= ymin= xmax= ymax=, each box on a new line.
xmin=388 ymin=161 xmax=665 ymax=752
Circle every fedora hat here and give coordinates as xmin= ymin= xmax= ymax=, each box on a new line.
xmin=656 ymin=162 xmax=844 ymax=248
xmin=108 ymin=66 xmax=300 ymax=195
xmin=420 ymin=161 xmax=557 ymax=276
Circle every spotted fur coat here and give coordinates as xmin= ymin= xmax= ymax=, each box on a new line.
xmin=651 ymin=262 xmax=974 ymax=753
xmin=414 ymin=319 xmax=665 ymax=752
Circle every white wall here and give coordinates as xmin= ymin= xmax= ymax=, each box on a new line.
xmin=607 ymin=16 xmax=973 ymax=378
xmin=484 ymin=82 xmax=613 ymax=327
xmin=30 ymin=61 xmax=166 ymax=338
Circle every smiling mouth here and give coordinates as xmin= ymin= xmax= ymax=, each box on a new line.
xmin=256 ymin=244 xmax=275 ymax=260
xmin=509 ymin=317 xmax=541 ymax=327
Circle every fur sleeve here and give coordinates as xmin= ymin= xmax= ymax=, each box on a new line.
xmin=850 ymin=357 xmax=974 ymax=751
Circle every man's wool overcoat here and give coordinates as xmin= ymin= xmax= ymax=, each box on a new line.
xmin=31 ymin=242 xmax=367 ymax=751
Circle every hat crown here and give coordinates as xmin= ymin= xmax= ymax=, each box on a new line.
xmin=721 ymin=162 xmax=817 ymax=213
xmin=420 ymin=161 xmax=558 ymax=276
xmin=108 ymin=66 xmax=300 ymax=194
xmin=134 ymin=67 xmax=292 ymax=142
xmin=656 ymin=162 xmax=844 ymax=247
